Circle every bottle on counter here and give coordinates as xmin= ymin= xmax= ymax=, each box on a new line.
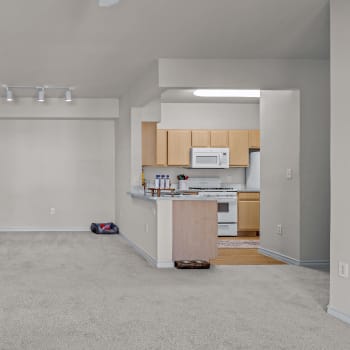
xmin=160 ymin=174 xmax=165 ymax=189
xmin=141 ymin=167 xmax=145 ymax=188
xmin=165 ymin=175 xmax=170 ymax=189
xmin=155 ymin=175 xmax=160 ymax=189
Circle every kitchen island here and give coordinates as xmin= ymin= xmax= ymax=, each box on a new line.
xmin=127 ymin=192 xmax=218 ymax=268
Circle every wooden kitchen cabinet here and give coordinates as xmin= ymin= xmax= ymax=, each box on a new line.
xmin=167 ymin=130 xmax=192 ymax=166
xmin=210 ymin=130 xmax=229 ymax=147
xmin=228 ymin=130 xmax=249 ymax=166
xmin=192 ymin=130 xmax=211 ymax=147
xmin=249 ymin=130 xmax=260 ymax=149
xmin=238 ymin=192 xmax=260 ymax=235
xmin=142 ymin=122 xmax=157 ymax=166
xmin=156 ymin=129 xmax=168 ymax=166
xmin=173 ymin=200 xmax=218 ymax=261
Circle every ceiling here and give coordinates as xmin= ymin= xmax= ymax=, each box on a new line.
xmin=0 ymin=0 xmax=329 ymax=98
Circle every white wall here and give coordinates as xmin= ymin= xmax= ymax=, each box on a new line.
xmin=328 ymin=0 xmax=350 ymax=323
xmin=158 ymin=59 xmax=330 ymax=264
xmin=0 ymin=98 xmax=119 ymax=119
xmin=159 ymin=102 xmax=259 ymax=129
xmin=260 ymin=91 xmax=301 ymax=261
xmin=0 ymin=119 xmax=115 ymax=230
xmin=115 ymin=62 xmax=162 ymax=259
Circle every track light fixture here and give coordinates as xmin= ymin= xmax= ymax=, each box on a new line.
xmin=37 ymin=87 xmax=45 ymax=102
xmin=65 ymin=89 xmax=72 ymax=102
xmin=2 ymin=85 xmax=75 ymax=103
xmin=4 ymin=86 xmax=14 ymax=102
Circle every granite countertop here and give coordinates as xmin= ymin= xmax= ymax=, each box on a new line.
xmin=128 ymin=192 xmax=218 ymax=202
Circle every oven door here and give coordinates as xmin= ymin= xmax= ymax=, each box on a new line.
xmin=217 ymin=197 xmax=237 ymax=223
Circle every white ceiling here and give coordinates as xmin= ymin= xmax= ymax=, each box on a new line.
xmin=0 ymin=0 xmax=329 ymax=98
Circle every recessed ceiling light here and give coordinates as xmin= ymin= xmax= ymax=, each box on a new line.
xmin=98 ymin=0 xmax=120 ymax=7
xmin=193 ymin=89 xmax=261 ymax=98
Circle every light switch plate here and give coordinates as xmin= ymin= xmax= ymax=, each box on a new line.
xmin=286 ymin=168 xmax=293 ymax=180
xmin=338 ymin=262 xmax=349 ymax=278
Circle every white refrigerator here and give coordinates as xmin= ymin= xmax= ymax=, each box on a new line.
xmin=246 ymin=151 xmax=260 ymax=189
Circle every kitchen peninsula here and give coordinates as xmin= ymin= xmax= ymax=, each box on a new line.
xmin=129 ymin=192 xmax=218 ymax=268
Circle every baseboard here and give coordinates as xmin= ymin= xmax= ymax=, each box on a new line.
xmin=259 ymin=247 xmax=330 ymax=268
xmin=327 ymin=306 xmax=350 ymax=325
xmin=156 ymin=261 xmax=175 ymax=268
xmin=119 ymin=232 xmax=173 ymax=268
xmin=0 ymin=227 xmax=90 ymax=232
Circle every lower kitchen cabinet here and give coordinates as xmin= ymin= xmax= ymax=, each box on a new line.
xmin=237 ymin=192 xmax=260 ymax=235
xmin=173 ymin=200 xmax=218 ymax=261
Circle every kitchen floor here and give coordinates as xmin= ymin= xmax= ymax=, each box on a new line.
xmin=211 ymin=236 xmax=285 ymax=265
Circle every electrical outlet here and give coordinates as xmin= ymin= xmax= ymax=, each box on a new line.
xmin=286 ymin=168 xmax=293 ymax=180
xmin=338 ymin=262 xmax=349 ymax=278
xmin=145 ymin=223 xmax=149 ymax=233
xmin=277 ymin=224 xmax=283 ymax=235
xmin=49 ymin=208 xmax=56 ymax=215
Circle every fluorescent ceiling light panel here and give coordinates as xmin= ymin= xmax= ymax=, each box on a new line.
xmin=193 ymin=89 xmax=261 ymax=98
xmin=98 ymin=0 xmax=120 ymax=7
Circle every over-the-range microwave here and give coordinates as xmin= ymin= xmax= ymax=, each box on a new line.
xmin=190 ymin=148 xmax=230 ymax=169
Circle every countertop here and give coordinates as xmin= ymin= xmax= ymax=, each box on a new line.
xmin=128 ymin=192 xmax=218 ymax=202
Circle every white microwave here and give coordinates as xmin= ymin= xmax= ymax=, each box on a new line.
xmin=190 ymin=148 xmax=229 ymax=168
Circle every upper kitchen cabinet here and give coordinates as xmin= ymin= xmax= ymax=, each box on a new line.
xmin=210 ymin=130 xmax=229 ymax=147
xmin=228 ymin=130 xmax=249 ymax=166
xmin=156 ymin=129 xmax=168 ymax=166
xmin=192 ymin=130 xmax=211 ymax=147
xmin=249 ymin=130 xmax=260 ymax=149
xmin=167 ymin=130 xmax=192 ymax=166
xmin=142 ymin=122 xmax=157 ymax=166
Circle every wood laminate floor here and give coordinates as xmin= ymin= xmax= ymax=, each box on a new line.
xmin=211 ymin=236 xmax=285 ymax=265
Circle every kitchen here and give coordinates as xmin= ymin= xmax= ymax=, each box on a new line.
xmin=130 ymin=88 xmax=269 ymax=267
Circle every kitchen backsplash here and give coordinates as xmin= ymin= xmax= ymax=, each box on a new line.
xmin=143 ymin=167 xmax=245 ymax=186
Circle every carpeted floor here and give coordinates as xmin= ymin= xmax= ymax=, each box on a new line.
xmin=0 ymin=232 xmax=348 ymax=350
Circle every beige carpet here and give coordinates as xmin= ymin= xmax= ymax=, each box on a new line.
xmin=0 ymin=232 xmax=348 ymax=350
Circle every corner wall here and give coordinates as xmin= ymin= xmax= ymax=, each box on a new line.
xmin=328 ymin=0 xmax=350 ymax=323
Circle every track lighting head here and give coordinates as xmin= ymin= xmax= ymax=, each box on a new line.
xmin=5 ymin=86 xmax=14 ymax=102
xmin=65 ymin=89 xmax=72 ymax=102
xmin=37 ymin=87 xmax=45 ymax=102
xmin=2 ymin=84 xmax=74 ymax=102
